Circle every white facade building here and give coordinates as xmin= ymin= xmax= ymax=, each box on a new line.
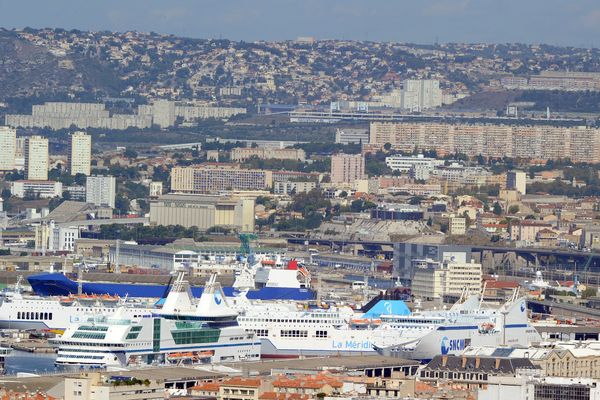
xmin=0 ymin=126 xmax=16 ymax=171
xmin=411 ymin=258 xmax=482 ymax=300
xmin=10 ymin=180 xmax=62 ymax=199
xmin=86 ymin=175 xmax=116 ymax=208
xmin=149 ymin=181 xmax=163 ymax=198
xmin=507 ymin=171 xmax=527 ymax=195
xmin=335 ymin=128 xmax=370 ymax=144
xmin=24 ymin=135 xmax=49 ymax=181
xmin=68 ymin=131 xmax=92 ymax=176
xmin=385 ymin=154 xmax=444 ymax=179
xmin=401 ymin=79 xmax=443 ymax=111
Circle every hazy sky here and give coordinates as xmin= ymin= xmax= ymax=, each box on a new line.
xmin=1 ymin=0 xmax=600 ymax=47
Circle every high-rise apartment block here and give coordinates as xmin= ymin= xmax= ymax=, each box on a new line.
xmin=24 ymin=135 xmax=49 ymax=181
xmin=6 ymin=102 xmax=152 ymax=130
xmin=68 ymin=131 xmax=92 ymax=176
xmin=171 ymin=165 xmax=272 ymax=194
xmin=230 ymin=147 xmax=306 ymax=162
xmin=0 ymin=126 xmax=16 ymax=171
xmin=330 ymin=154 xmax=365 ymax=184
xmin=86 ymin=175 xmax=116 ymax=208
xmin=370 ymin=122 xmax=600 ymax=163
xmin=401 ymin=79 xmax=443 ymax=111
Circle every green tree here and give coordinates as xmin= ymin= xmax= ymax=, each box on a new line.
xmin=124 ymin=148 xmax=138 ymax=159
xmin=508 ymin=205 xmax=520 ymax=214
xmin=493 ymin=202 xmax=502 ymax=216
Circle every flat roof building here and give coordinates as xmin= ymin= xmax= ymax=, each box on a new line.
xmin=171 ymin=165 xmax=272 ymax=194
xmin=149 ymin=194 xmax=254 ymax=232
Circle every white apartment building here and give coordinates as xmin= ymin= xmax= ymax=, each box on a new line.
xmin=68 ymin=131 xmax=92 ymax=176
xmin=0 ymin=126 xmax=16 ymax=171
xmin=335 ymin=128 xmax=370 ymax=144
xmin=10 ymin=180 xmax=62 ymax=199
xmin=24 ymin=135 xmax=49 ymax=181
xmin=273 ymin=180 xmax=317 ymax=196
xmin=385 ymin=154 xmax=444 ymax=180
xmin=86 ymin=175 xmax=116 ymax=208
xmin=411 ymin=258 xmax=482 ymax=300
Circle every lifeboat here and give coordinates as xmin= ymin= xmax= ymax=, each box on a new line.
xmin=100 ymin=294 xmax=119 ymax=303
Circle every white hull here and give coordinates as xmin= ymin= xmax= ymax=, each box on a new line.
xmin=0 ymin=297 xmax=153 ymax=331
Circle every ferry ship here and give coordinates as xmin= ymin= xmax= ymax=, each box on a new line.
xmin=0 ymin=278 xmax=154 ymax=331
xmin=372 ymin=291 xmax=542 ymax=361
xmin=237 ymin=298 xmax=412 ymax=358
xmin=50 ymin=273 xmax=261 ymax=368
xmin=28 ymin=260 xmax=314 ymax=300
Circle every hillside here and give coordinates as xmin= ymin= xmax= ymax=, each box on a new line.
xmin=0 ymin=30 xmax=123 ymax=102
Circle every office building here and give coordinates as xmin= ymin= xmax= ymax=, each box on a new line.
xmin=385 ymin=154 xmax=444 ymax=180
xmin=10 ymin=180 xmax=63 ymax=199
xmin=411 ymin=258 xmax=482 ymax=299
xmin=24 ymin=135 xmax=49 ymax=181
xmin=0 ymin=126 xmax=16 ymax=171
xmin=86 ymin=175 xmax=116 ymax=208
xmin=506 ymin=171 xmax=527 ymax=195
xmin=393 ymin=242 xmax=473 ymax=283
xmin=330 ymin=154 xmax=365 ymax=184
xmin=335 ymin=128 xmax=369 ymax=144
xmin=68 ymin=131 xmax=92 ymax=176
xmin=171 ymin=165 xmax=272 ymax=194
xmin=230 ymin=147 xmax=306 ymax=162
xmin=35 ymin=221 xmax=79 ymax=252
xmin=370 ymin=122 xmax=600 ymax=163
xmin=149 ymin=194 xmax=254 ymax=232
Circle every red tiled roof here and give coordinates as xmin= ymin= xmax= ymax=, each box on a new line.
xmin=222 ymin=377 xmax=263 ymax=388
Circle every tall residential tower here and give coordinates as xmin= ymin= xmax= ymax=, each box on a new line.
xmin=24 ymin=135 xmax=49 ymax=181
xmin=0 ymin=127 xmax=16 ymax=171
xmin=68 ymin=131 xmax=92 ymax=176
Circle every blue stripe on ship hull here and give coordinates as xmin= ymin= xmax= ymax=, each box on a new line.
xmin=28 ymin=273 xmax=315 ymax=300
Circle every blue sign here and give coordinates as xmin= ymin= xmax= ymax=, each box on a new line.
xmin=214 ymin=293 xmax=222 ymax=305
xmin=520 ymin=302 xmax=525 ymax=312
xmin=441 ymin=336 xmax=465 ymax=355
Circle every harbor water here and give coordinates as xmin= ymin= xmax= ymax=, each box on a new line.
xmin=5 ymin=350 xmax=58 ymax=375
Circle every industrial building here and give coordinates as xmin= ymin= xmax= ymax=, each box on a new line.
xmin=149 ymin=194 xmax=255 ymax=232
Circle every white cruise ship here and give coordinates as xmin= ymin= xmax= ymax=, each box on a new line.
xmin=50 ymin=273 xmax=261 ymax=368
xmin=0 ymin=278 xmax=153 ymax=331
xmin=372 ymin=291 xmax=542 ymax=361
xmin=237 ymin=298 xmax=414 ymax=358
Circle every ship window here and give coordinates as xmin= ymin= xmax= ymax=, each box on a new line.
xmin=26 ymin=312 xmax=30 ymax=319
xmin=316 ymin=330 xmax=328 ymax=338
xmin=49 ymin=313 xmax=53 ymax=320
xmin=281 ymin=330 xmax=308 ymax=338
xmin=253 ymin=329 xmax=268 ymax=337
xmin=17 ymin=312 xmax=20 ymax=319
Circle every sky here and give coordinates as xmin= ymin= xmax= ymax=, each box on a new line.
xmin=1 ymin=0 xmax=600 ymax=47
